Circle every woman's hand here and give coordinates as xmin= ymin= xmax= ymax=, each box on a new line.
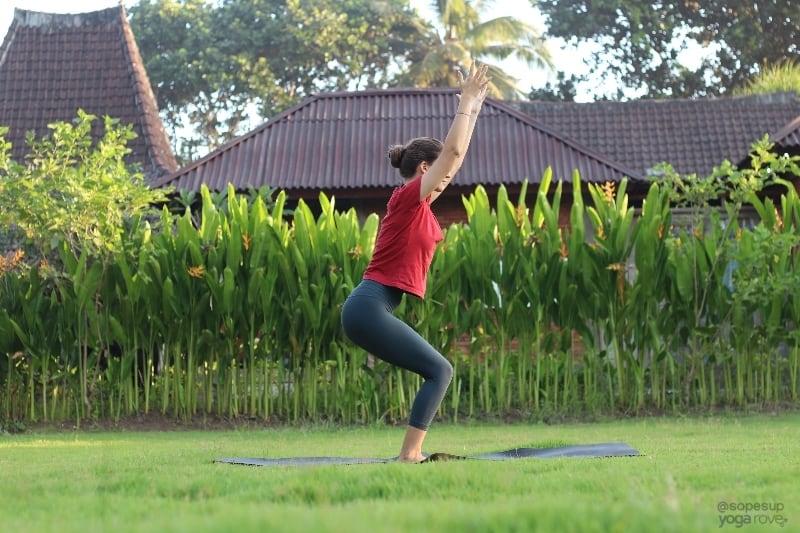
xmin=455 ymin=82 xmax=490 ymax=115
xmin=471 ymin=84 xmax=489 ymax=115
xmin=457 ymin=62 xmax=491 ymax=104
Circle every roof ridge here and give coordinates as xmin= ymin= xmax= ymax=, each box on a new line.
xmin=316 ymin=87 xmax=460 ymax=98
xmin=521 ymin=91 xmax=800 ymax=108
xmin=12 ymin=6 xmax=123 ymax=28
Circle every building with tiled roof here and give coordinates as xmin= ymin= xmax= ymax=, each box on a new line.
xmin=156 ymin=88 xmax=646 ymax=226
xmin=517 ymin=92 xmax=800 ymax=179
xmin=0 ymin=6 xmax=177 ymax=182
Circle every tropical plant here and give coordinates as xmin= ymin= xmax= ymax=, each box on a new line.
xmin=0 ymin=113 xmax=170 ymax=421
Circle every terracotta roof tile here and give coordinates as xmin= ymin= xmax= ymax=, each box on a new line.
xmin=0 ymin=7 xmax=177 ymax=182
xmin=157 ymin=88 xmax=644 ymax=193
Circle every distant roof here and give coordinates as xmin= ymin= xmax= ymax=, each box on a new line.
xmin=516 ymin=93 xmax=800 ymax=178
xmin=156 ymin=88 xmax=645 ymax=193
xmin=0 ymin=7 xmax=177 ymax=182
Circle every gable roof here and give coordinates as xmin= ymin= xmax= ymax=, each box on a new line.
xmin=156 ymin=88 xmax=645 ymax=193
xmin=0 ymin=7 xmax=177 ymax=182
xmin=517 ymin=93 xmax=800 ymax=178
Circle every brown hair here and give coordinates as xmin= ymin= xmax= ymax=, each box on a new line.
xmin=387 ymin=137 xmax=443 ymax=179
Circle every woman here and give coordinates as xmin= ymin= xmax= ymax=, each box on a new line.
xmin=341 ymin=62 xmax=490 ymax=462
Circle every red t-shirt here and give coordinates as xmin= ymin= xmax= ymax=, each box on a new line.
xmin=363 ymin=175 xmax=444 ymax=298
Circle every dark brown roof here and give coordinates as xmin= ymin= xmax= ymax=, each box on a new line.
xmin=0 ymin=7 xmax=177 ymax=182
xmin=517 ymin=93 xmax=800 ymax=178
xmin=773 ymin=115 xmax=800 ymax=150
xmin=156 ymin=88 xmax=644 ymax=193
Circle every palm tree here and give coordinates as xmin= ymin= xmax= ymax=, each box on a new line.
xmin=398 ymin=0 xmax=552 ymax=99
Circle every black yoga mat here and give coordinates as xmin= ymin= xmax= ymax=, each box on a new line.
xmin=214 ymin=442 xmax=640 ymax=466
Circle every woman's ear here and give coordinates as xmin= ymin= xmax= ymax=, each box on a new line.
xmin=418 ymin=161 xmax=429 ymax=175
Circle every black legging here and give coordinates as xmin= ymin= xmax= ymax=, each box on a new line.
xmin=341 ymin=279 xmax=453 ymax=430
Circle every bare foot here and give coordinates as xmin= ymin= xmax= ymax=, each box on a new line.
xmin=396 ymin=454 xmax=426 ymax=463
xmin=398 ymin=426 xmax=427 ymax=463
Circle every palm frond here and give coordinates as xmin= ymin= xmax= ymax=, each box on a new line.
xmin=397 ymin=0 xmax=548 ymax=93
xmin=483 ymin=63 xmax=523 ymax=99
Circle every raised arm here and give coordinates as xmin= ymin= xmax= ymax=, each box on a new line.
xmin=428 ymin=86 xmax=489 ymax=204
xmin=419 ymin=62 xmax=490 ymax=202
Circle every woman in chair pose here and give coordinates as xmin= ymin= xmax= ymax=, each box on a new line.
xmin=341 ymin=62 xmax=490 ymax=462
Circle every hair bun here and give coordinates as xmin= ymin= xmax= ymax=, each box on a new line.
xmin=387 ymin=144 xmax=405 ymax=168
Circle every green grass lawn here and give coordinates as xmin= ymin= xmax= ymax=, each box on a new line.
xmin=1 ymin=413 xmax=798 ymax=533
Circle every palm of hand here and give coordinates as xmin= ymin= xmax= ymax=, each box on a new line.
xmin=458 ymin=63 xmax=490 ymax=99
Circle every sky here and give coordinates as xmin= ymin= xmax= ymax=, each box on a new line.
xmin=0 ymin=0 xmax=597 ymax=100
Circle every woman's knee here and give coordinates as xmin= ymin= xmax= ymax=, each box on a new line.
xmin=436 ymin=357 xmax=454 ymax=384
